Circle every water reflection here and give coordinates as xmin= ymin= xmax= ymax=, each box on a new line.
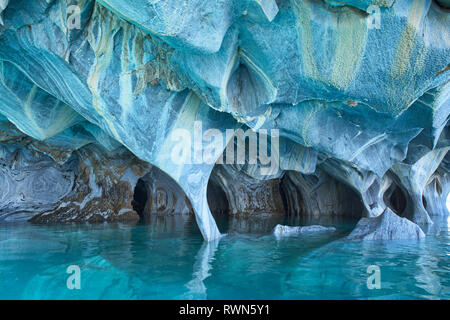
xmin=182 ymin=239 xmax=219 ymax=299
xmin=0 ymin=215 xmax=448 ymax=299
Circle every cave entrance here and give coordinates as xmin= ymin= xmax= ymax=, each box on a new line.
xmin=279 ymin=173 xmax=305 ymax=225
xmin=132 ymin=178 xmax=149 ymax=221
xmin=207 ymin=164 xmax=287 ymax=234
xmin=131 ymin=167 xmax=200 ymax=236
xmin=279 ymin=170 xmax=365 ymax=225
xmin=207 ymin=177 xmax=230 ymax=233
xmin=384 ymin=183 xmax=407 ymax=217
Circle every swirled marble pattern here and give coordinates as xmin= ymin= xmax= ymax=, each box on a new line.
xmin=0 ymin=0 xmax=448 ymax=240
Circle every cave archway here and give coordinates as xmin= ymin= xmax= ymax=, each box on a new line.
xmin=131 ymin=166 xmax=199 ymax=235
xmin=207 ymin=164 xmax=368 ymax=233
xmin=207 ymin=177 xmax=231 ymax=233
xmin=279 ymin=170 xmax=365 ymax=225
xmin=435 ymin=0 xmax=450 ymax=11
xmin=207 ymin=164 xmax=286 ymax=234
xmin=279 ymin=172 xmax=306 ymax=225
xmin=132 ymin=178 xmax=149 ymax=220
xmin=384 ymin=183 xmax=407 ymax=217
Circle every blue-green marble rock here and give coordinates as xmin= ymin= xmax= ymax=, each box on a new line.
xmin=0 ymin=0 xmax=448 ymax=240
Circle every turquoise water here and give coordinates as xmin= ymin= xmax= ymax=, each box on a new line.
xmin=0 ymin=216 xmax=449 ymax=300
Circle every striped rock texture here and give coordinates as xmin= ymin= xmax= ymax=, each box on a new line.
xmin=0 ymin=0 xmax=448 ymax=240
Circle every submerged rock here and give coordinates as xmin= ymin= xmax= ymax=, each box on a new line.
xmin=273 ymin=224 xmax=336 ymax=237
xmin=346 ymin=209 xmax=426 ymax=241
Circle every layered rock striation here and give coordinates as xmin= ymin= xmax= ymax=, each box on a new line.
xmin=0 ymin=0 xmax=448 ymax=240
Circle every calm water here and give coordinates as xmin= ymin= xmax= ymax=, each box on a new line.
xmin=0 ymin=215 xmax=448 ymax=300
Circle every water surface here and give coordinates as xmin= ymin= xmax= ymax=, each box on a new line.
xmin=0 ymin=216 xmax=448 ymax=300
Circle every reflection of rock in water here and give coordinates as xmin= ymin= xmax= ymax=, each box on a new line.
xmin=182 ymin=239 xmax=219 ymax=299
xmin=142 ymin=215 xmax=199 ymax=235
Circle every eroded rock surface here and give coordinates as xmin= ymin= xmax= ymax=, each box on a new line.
xmin=273 ymin=224 xmax=336 ymax=238
xmin=0 ymin=0 xmax=448 ymax=240
xmin=346 ymin=209 xmax=426 ymax=240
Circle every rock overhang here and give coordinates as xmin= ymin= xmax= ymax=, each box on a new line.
xmin=0 ymin=0 xmax=448 ymax=241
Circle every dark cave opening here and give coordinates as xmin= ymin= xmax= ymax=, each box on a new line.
xmin=131 ymin=168 xmax=200 ymax=236
xmin=384 ymin=183 xmax=407 ymax=217
xmin=207 ymin=164 xmax=289 ymax=234
xmin=132 ymin=178 xmax=149 ymax=220
xmin=132 ymin=167 xmax=197 ymax=222
xmin=279 ymin=170 xmax=365 ymax=225
xmin=279 ymin=173 xmax=305 ymax=220
xmin=422 ymin=195 xmax=428 ymax=211
xmin=435 ymin=0 xmax=450 ymax=11
xmin=206 ymin=178 xmax=230 ymax=231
